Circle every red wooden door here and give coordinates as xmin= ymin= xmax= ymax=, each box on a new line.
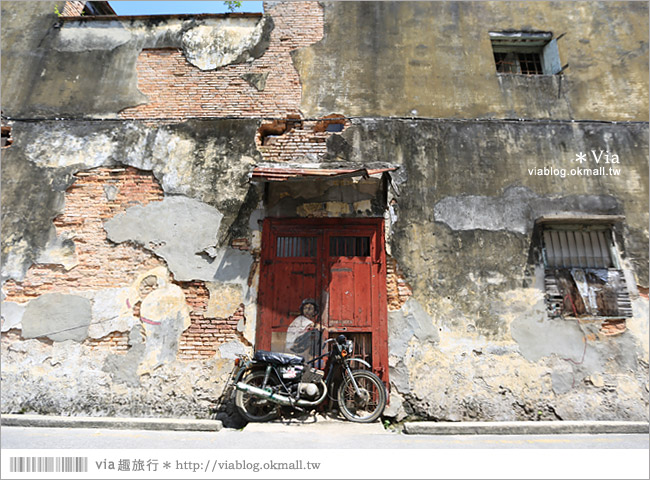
xmin=257 ymin=218 xmax=389 ymax=383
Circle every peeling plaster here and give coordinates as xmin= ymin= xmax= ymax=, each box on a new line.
xmin=87 ymin=288 xmax=138 ymax=339
xmin=104 ymin=196 xmax=223 ymax=282
xmin=181 ymin=17 xmax=270 ymax=70
xmin=55 ymin=20 xmax=132 ymax=52
xmin=1 ymin=300 xmax=26 ymax=333
xmin=206 ymin=282 xmax=244 ymax=318
xmin=24 ymin=129 xmax=116 ymax=169
xmin=3 ymin=119 xmax=261 ymax=283
xmin=36 ymin=233 xmax=78 ymax=271
xmin=434 ymin=186 xmax=620 ymax=234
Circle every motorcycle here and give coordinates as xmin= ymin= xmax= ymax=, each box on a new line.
xmin=230 ymin=334 xmax=386 ymax=423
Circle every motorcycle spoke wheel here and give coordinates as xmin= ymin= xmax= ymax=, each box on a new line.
xmin=337 ymin=370 xmax=386 ymax=423
xmin=235 ymin=370 xmax=280 ymax=422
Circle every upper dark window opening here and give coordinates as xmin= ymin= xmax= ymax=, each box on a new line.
xmin=330 ymin=237 xmax=370 ymax=257
xmin=490 ymin=31 xmax=562 ymax=75
xmin=1 ymin=126 xmax=12 ymax=148
xmin=276 ymin=236 xmax=317 ymax=258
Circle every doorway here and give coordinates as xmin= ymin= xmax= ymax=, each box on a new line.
xmin=257 ymin=218 xmax=389 ymax=383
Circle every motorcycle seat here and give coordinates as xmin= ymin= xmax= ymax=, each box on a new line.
xmin=253 ymin=350 xmax=304 ymax=366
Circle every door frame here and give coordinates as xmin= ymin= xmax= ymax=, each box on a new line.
xmin=257 ymin=217 xmax=389 ymax=382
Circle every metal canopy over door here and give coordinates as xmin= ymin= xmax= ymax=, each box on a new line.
xmin=257 ymin=218 xmax=389 ymax=384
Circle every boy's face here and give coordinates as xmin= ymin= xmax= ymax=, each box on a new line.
xmin=302 ymin=303 xmax=316 ymax=319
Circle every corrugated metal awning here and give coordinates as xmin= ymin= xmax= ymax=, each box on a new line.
xmin=251 ymin=164 xmax=398 ymax=182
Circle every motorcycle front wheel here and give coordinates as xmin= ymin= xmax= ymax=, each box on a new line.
xmin=234 ymin=370 xmax=280 ymax=422
xmin=337 ymin=369 xmax=386 ymax=423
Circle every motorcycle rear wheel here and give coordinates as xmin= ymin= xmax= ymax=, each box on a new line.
xmin=337 ymin=369 xmax=386 ymax=423
xmin=235 ymin=370 xmax=280 ymax=422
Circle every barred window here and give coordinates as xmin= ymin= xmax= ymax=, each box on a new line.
xmin=330 ymin=236 xmax=370 ymax=257
xmin=276 ymin=236 xmax=317 ymax=258
xmin=490 ymin=31 xmax=563 ymax=75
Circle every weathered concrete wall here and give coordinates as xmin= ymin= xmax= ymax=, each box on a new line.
xmin=1 ymin=119 xmax=261 ymax=283
xmin=1 ymin=330 xmax=236 ymax=419
xmin=1 ymin=119 xmax=261 ymax=422
xmin=1 ymin=1 xmax=648 ymax=424
xmin=1 ymin=2 xmax=275 ymax=118
xmin=294 ymin=1 xmax=649 ymax=121
xmin=328 ymin=118 xmax=649 ymax=421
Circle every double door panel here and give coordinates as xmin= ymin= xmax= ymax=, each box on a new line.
xmin=257 ymin=218 xmax=388 ymax=381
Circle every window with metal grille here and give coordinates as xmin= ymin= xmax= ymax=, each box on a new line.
xmin=494 ymin=51 xmax=543 ymax=75
xmin=490 ymin=31 xmax=563 ymax=75
xmin=330 ymin=236 xmax=370 ymax=257
xmin=276 ymin=236 xmax=317 ymax=258
xmin=540 ymin=225 xmax=632 ymax=321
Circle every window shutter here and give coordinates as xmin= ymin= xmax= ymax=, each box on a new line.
xmin=544 ymin=230 xmax=614 ymax=268
xmin=542 ymin=38 xmax=562 ymax=74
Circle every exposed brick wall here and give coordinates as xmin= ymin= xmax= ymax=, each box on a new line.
xmin=86 ymin=331 xmax=130 ymax=352
xmin=386 ymin=256 xmax=412 ymax=311
xmin=256 ymin=117 xmax=350 ymax=163
xmin=1 ymin=167 xmax=240 ymax=359
xmin=3 ymin=167 xmax=166 ymax=303
xmin=177 ymin=282 xmax=242 ymax=360
xmin=62 ymin=1 xmax=85 ymax=16
xmin=119 ymin=2 xmax=324 ymax=121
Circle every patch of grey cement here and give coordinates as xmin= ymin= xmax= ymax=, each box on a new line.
xmin=389 ymin=360 xmax=412 ymax=394
xmin=1 ymin=301 xmax=26 ymax=332
xmin=103 ymin=184 xmax=119 ymax=201
xmin=103 ymin=327 xmax=146 ymax=387
xmin=383 ymin=390 xmax=407 ymax=421
xmin=388 ymin=297 xmax=439 ymax=358
xmin=434 ymin=185 xmax=619 ymax=234
xmin=240 ymin=72 xmax=268 ymax=91
xmin=105 ymin=195 xmax=230 ymax=282
xmin=388 ymin=298 xmax=439 ymax=394
xmin=551 ymin=363 xmax=576 ymax=394
xmin=218 ymin=340 xmax=247 ymax=359
xmin=511 ymin=316 xmax=592 ymax=366
xmin=213 ymin=249 xmax=254 ymax=286
xmin=21 ymin=293 xmax=91 ymax=342
xmin=87 ymin=288 xmax=138 ymax=339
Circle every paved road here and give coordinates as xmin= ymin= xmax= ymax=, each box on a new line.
xmin=2 ymin=426 xmax=648 ymax=449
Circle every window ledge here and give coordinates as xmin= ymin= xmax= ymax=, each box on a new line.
xmin=557 ymin=316 xmax=628 ymax=322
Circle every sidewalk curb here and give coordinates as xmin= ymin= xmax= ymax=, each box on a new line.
xmin=403 ymin=420 xmax=650 ymax=435
xmin=1 ymin=414 xmax=223 ymax=432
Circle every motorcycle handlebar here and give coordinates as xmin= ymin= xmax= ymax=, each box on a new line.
xmin=323 ymin=334 xmax=348 ymax=346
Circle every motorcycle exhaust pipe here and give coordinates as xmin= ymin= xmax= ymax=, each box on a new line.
xmin=235 ymin=381 xmax=326 ymax=408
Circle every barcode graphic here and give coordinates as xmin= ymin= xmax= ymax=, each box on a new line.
xmin=9 ymin=457 xmax=88 ymax=473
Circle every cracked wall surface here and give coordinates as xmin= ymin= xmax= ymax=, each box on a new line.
xmin=323 ymin=118 xmax=649 ymax=421
xmin=1 ymin=1 xmax=648 ymax=423
xmin=294 ymin=1 xmax=649 ymax=121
